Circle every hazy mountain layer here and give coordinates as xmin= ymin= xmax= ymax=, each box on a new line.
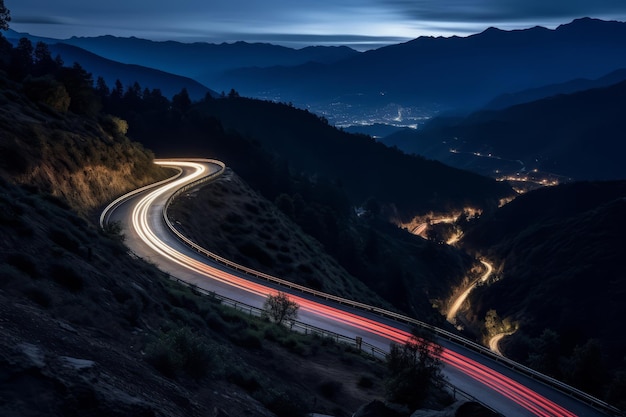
xmin=384 ymin=80 xmax=626 ymax=181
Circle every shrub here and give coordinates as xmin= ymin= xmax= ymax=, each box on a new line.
xmin=23 ymin=76 xmax=71 ymax=112
xmin=101 ymin=220 xmax=125 ymax=243
xmin=144 ymin=326 xmax=213 ymax=379
xmin=230 ymin=328 xmax=263 ymax=350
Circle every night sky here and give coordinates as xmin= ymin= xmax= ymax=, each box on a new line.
xmin=8 ymin=0 xmax=626 ymax=50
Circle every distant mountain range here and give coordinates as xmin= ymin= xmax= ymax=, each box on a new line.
xmin=2 ymin=29 xmax=359 ymax=96
xmin=7 ymin=18 xmax=626 ymax=112
xmin=3 ymin=30 xmax=217 ymax=100
xmin=218 ymin=18 xmax=626 ymax=109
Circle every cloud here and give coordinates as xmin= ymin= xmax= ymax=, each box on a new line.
xmin=382 ymin=0 xmax=626 ymax=23
xmin=11 ymin=15 xmax=76 ymax=25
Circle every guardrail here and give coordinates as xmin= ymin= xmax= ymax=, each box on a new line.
xmin=139 ymin=159 xmax=621 ymax=417
xmin=167 ymin=275 xmax=493 ymax=411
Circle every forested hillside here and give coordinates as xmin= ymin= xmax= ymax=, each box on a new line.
xmin=0 ymin=36 xmax=170 ymax=212
xmin=104 ymin=92 xmax=512 ymax=221
xmin=461 ymin=182 xmax=626 ymax=408
xmin=91 ymin=86 xmax=507 ymax=320
xmin=0 ymin=33 xmax=393 ymax=417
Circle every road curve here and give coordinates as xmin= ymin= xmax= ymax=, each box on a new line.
xmin=447 ymin=260 xmax=493 ymax=323
xmin=102 ymin=159 xmax=614 ymax=417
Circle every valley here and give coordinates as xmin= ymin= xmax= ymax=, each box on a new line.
xmin=1 ymin=7 xmax=626 ymax=416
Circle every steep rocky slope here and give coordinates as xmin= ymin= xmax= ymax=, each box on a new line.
xmin=0 ymin=73 xmax=170 ymax=213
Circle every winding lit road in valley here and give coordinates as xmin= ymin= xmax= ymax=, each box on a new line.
xmin=102 ymin=159 xmax=613 ymax=417
xmin=446 ymin=260 xmax=493 ymax=323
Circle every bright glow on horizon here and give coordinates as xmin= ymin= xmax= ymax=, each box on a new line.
xmin=7 ymin=0 xmax=626 ymax=50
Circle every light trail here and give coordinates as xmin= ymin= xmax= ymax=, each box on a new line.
xmin=118 ymin=159 xmax=586 ymax=417
xmin=446 ymin=260 xmax=493 ymax=323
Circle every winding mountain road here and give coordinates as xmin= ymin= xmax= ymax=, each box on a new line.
xmin=101 ymin=159 xmax=615 ymax=417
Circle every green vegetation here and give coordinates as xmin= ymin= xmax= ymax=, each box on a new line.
xmin=384 ymin=329 xmax=445 ymax=410
xmin=262 ymin=292 xmax=299 ymax=325
xmin=0 ymin=35 xmax=171 ymax=213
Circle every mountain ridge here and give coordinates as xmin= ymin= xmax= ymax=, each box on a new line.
xmin=218 ymin=17 xmax=626 ymax=109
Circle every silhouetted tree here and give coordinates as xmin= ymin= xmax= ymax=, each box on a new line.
xmin=0 ymin=0 xmax=10 ymax=31
xmin=385 ymin=329 xmax=443 ymax=409
xmin=57 ymin=63 xmax=100 ymax=115
xmin=95 ymin=76 xmax=110 ymax=98
xmin=0 ymin=32 xmax=11 ymax=66
xmin=527 ymin=329 xmax=562 ymax=378
xmin=262 ymin=292 xmax=299 ymax=325
xmin=9 ymin=37 xmax=33 ymax=78
xmin=172 ymin=87 xmax=191 ymax=111
xmin=33 ymin=41 xmax=57 ymax=76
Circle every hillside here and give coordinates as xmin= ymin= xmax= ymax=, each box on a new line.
xmin=0 ymin=35 xmax=391 ymax=417
xmin=168 ymin=169 xmax=475 ymax=320
xmin=460 ymin=181 xmax=626 ymax=408
xmin=0 ymin=72 xmax=170 ymax=212
xmin=119 ymin=95 xmax=512 ymax=221
xmin=384 ymin=80 xmax=626 ymax=181
xmin=47 ymin=43 xmax=217 ymax=101
xmin=0 ymin=172 xmax=391 ymax=417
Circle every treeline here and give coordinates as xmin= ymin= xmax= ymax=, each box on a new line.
xmin=0 ymin=35 xmax=169 ymax=211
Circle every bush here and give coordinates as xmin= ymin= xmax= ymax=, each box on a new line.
xmin=230 ymin=328 xmax=263 ymax=350
xmin=101 ymin=220 xmax=125 ymax=243
xmin=145 ymin=326 xmax=213 ymax=379
xmin=385 ymin=332 xmax=444 ymax=410
xmin=23 ymin=76 xmax=71 ymax=112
